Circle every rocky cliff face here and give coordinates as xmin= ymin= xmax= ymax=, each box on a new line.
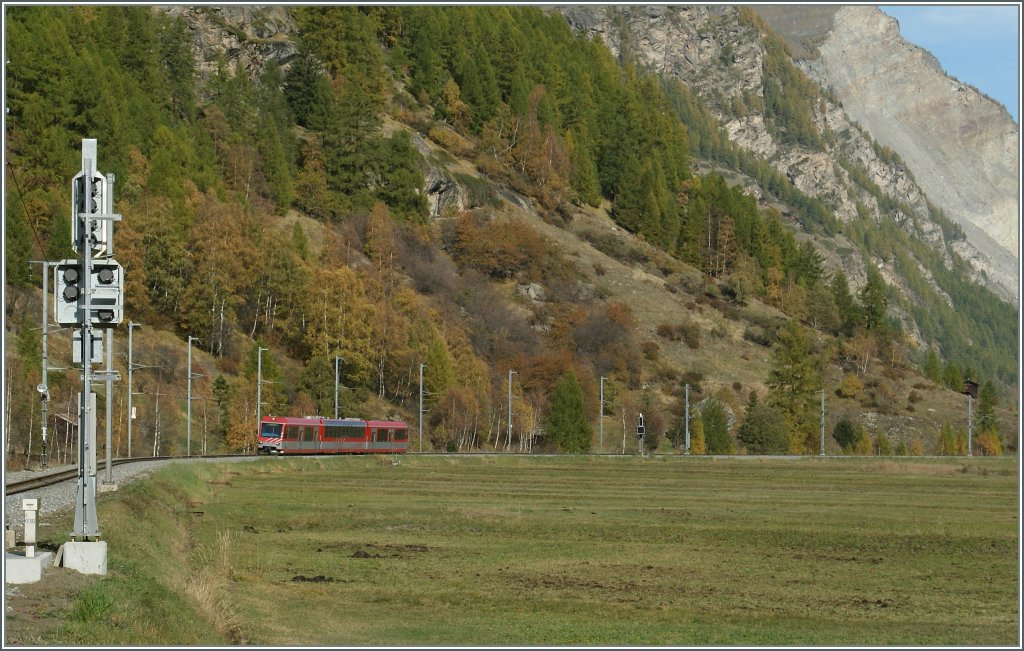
xmin=555 ymin=5 xmax=1018 ymax=306
xmin=802 ymin=6 xmax=1018 ymax=303
xmin=154 ymin=5 xmax=297 ymax=85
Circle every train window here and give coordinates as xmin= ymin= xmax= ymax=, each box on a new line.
xmin=324 ymin=426 xmax=341 ymax=440
xmin=260 ymin=423 xmax=282 ymax=437
xmin=343 ymin=425 xmax=364 ymax=439
xmin=302 ymin=426 xmax=316 ymax=442
xmin=394 ymin=428 xmax=408 ymax=442
xmin=283 ymin=426 xmax=299 ymax=441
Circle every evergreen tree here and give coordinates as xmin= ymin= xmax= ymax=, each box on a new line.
xmin=976 ymin=380 xmax=999 ymax=435
xmin=546 ymin=370 xmax=591 ymax=453
xmin=830 ymin=272 xmax=856 ymax=335
xmin=283 ymin=48 xmax=334 ymax=131
xmin=767 ymin=320 xmax=823 ymax=453
xmin=736 ymin=392 xmax=787 ymax=454
xmin=858 ymin=265 xmax=889 ymax=332
xmin=923 ymin=348 xmax=942 ymax=384
xmin=832 ymin=416 xmax=857 ymax=452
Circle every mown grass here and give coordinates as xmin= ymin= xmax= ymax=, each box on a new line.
xmin=16 ymin=455 xmax=1020 ymax=646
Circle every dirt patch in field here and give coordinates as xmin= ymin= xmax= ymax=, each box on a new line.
xmin=290 ymin=574 xmax=336 ymax=583
xmin=4 ymin=566 xmax=97 ymax=645
xmin=321 ymin=541 xmax=433 ymax=558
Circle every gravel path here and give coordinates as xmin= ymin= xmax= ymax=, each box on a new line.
xmin=4 ymin=456 xmax=260 ymax=531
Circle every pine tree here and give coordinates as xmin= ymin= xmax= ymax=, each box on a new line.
xmin=923 ymin=348 xmax=942 ymax=384
xmin=832 ymin=416 xmax=857 ymax=452
xmin=976 ymin=380 xmax=999 ymax=435
xmin=859 ymin=265 xmax=889 ymax=331
xmin=767 ymin=320 xmax=823 ymax=453
xmin=830 ymin=272 xmax=856 ymax=334
xmin=546 ymin=370 xmax=592 ymax=453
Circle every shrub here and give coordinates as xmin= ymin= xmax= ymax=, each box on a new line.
xmin=641 ymin=341 xmax=660 ymax=361
xmin=656 ymin=321 xmax=701 ymax=349
xmin=908 ymin=437 xmax=925 ymax=456
xmin=836 ymin=373 xmax=863 ymax=399
xmin=450 ymin=212 xmax=550 ymax=281
xmin=907 ymin=389 xmax=923 ymax=403
xmin=743 ymin=325 xmax=775 ymax=347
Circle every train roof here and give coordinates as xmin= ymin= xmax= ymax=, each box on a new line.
xmin=261 ymin=416 xmax=406 ymax=427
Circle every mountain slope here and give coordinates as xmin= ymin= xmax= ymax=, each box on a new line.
xmin=3 ymin=6 xmax=1017 ymax=468
xmin=553 ymin=4 xmax=1017 ymax=384
xmin=757 ymin=5 xmax=1019 ymax=304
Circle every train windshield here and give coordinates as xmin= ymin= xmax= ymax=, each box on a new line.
xmin=260 ymin=423 xmax=283 ymax=437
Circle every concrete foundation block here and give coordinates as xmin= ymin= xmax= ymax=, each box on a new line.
xmin=5 ymin=551 xmax=55 ymax=584
xmin=98 ymin=483 xmax=119 ymax=493
xmin=61 ymin=541 xmax=108 ymax=575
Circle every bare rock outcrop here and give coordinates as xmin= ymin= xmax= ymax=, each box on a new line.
xmin=767 ymin=6 xmax=1019 ymax=303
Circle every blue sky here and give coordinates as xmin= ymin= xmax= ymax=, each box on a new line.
xmin=879 ymin=5 xmax=1020 ymax=123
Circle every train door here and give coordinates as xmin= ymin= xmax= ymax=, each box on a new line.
xmin=299 ymin=425 xmax=318 ymax=452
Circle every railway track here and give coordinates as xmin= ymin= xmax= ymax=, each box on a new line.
xmin=4 ymin=454 xmax=251 ymax=495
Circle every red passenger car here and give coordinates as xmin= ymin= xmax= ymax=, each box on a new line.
xmin=257 ymin=416 xmax=409 ymax=455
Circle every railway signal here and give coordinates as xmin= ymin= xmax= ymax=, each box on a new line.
xmin=71 ymin=168 xmax=110 ymax=255
xmin=54 ymin=259 xmax=124 ymax=327
xmin=637 ymin=413 xmax=645 ymax=456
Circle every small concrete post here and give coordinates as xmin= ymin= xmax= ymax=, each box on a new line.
xmin=22 ymin=499 xmax=38 ymax=558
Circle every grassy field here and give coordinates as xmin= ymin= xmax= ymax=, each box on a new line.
xmin=7 ymin=455 xmax=1020 ymax=646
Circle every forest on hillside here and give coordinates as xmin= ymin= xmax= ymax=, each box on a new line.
xmin=3 ymin=6 xmax=1015 ymax=462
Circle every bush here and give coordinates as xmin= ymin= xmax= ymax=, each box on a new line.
xmin=656 ymin=321 xmax=701 ymax=349
xmin=743 ymin=325 xmax=776 ymax=347
xmin=641 ymin=341 xmax=660 ymax=361
xmin=836 ymin=373 xmax=863 ymax=399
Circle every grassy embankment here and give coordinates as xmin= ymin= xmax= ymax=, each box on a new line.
xmin=8 ymin=455 xmax=1019 ymax=646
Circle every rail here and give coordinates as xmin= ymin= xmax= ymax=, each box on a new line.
xmin=4 ymin=454 xmax=251 ymax=495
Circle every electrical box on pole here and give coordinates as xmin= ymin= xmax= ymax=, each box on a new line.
xmin=54 ymin=259 xmax=123 ymax=327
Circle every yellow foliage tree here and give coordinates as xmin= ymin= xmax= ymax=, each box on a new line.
xmin=975 ymin=431 xmax=1003 ymax=456
xmin=908 ymin=437 xmax=925 ymax=456
xmin=853 ymin=427 xmax=873 ymax=455
xmin=302 ymin=266 xmax=375 ymax=386
xmin=690 ymin=415 xmax=706 ymax=455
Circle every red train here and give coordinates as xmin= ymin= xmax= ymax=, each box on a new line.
xmin=258 ymin=416 xmax=410 ymax=455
